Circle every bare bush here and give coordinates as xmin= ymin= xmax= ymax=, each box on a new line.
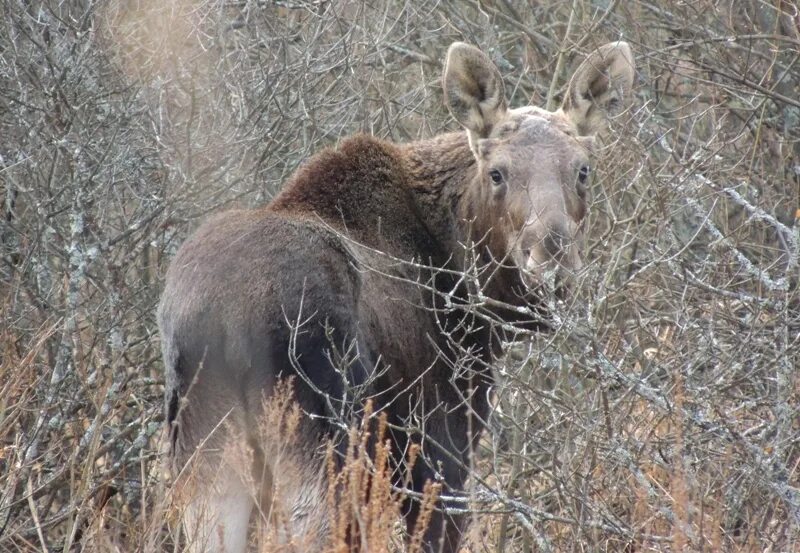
xmin=1 ymin=0 xmax=797 ymax=551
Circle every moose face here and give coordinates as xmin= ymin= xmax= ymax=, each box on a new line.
xmin=443 ymin=41 xmax=634 ymax=291
xmin=474 ymin=107 xmax=592 ymax=283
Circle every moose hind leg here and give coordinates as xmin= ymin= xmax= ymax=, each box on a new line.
xmin=182 ymin=469 xmax=255 ymax=553
xmin=261 ymin=445 xmax=330 ymax=550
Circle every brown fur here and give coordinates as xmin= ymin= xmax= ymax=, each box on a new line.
xmin=158 ymin=41 xmax=634 ymax=553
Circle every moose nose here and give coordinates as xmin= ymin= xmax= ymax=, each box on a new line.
xmin=539 ymin=224 xmax=572 ymax=261
xmin=518 ymin=221 xmax=582 ymax=292
xmin=542 ymin=224 xmax=570 ymax=261
xmin=519 ymin=219 xmax=580 ymax=273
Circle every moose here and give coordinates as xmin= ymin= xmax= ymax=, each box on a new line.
xmin=158 ymin=41 xmax=634 ymax=552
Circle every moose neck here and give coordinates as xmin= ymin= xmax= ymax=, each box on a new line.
xmin=404 ymin=132 xmax=492 ymax=264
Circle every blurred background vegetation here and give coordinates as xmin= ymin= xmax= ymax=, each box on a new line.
xmin=1 ymin=0 xmax=798 ymax=551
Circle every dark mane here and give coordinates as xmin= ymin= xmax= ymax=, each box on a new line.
xmin=268 ymin=134 xmax=443 ymax=257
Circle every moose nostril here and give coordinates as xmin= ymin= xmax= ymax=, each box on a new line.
xmin=543 ymin=227 xmax=569 ymax=259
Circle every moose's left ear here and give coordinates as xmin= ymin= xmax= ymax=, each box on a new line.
xmin=562 ymin=41 xmax=635 ymax=136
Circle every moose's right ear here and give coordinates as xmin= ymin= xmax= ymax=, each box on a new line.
xmin=443 ymin=43 xmax=508 ymax=143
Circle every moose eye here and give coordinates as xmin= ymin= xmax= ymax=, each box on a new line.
xmin=488 ymin=169 xmax=504 ymax=185
xmin=578 ymin=165 xmax=591 ymax=184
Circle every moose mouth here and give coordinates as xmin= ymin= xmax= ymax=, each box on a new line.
xmin=515 ymin=247 xmax=581 ymax=301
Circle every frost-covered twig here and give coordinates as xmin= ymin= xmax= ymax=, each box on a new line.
xmin=672 ymin=175 xmax=792 ymax=291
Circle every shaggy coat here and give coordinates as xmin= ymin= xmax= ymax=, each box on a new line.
xmin=158 ymin=41 xmax=634 ymax=553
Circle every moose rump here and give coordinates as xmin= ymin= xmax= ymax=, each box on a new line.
xmin=158 ymin=40 xmax=634 ymax=553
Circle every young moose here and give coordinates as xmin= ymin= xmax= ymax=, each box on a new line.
xmin=159 ymin=41 xmax=634 ymax=552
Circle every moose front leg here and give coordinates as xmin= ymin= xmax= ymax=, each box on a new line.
xmin=404 ymin=480 xmax=469 ymax=553
xmin=401 ymin=404 xmax=481 ymax=553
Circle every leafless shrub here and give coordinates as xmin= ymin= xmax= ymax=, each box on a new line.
xmin=1 ymin=0 xmax=797 ymax=551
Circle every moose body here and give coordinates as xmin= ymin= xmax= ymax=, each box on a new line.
xmin=158 ymin=42 xmax=634 ymax=553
